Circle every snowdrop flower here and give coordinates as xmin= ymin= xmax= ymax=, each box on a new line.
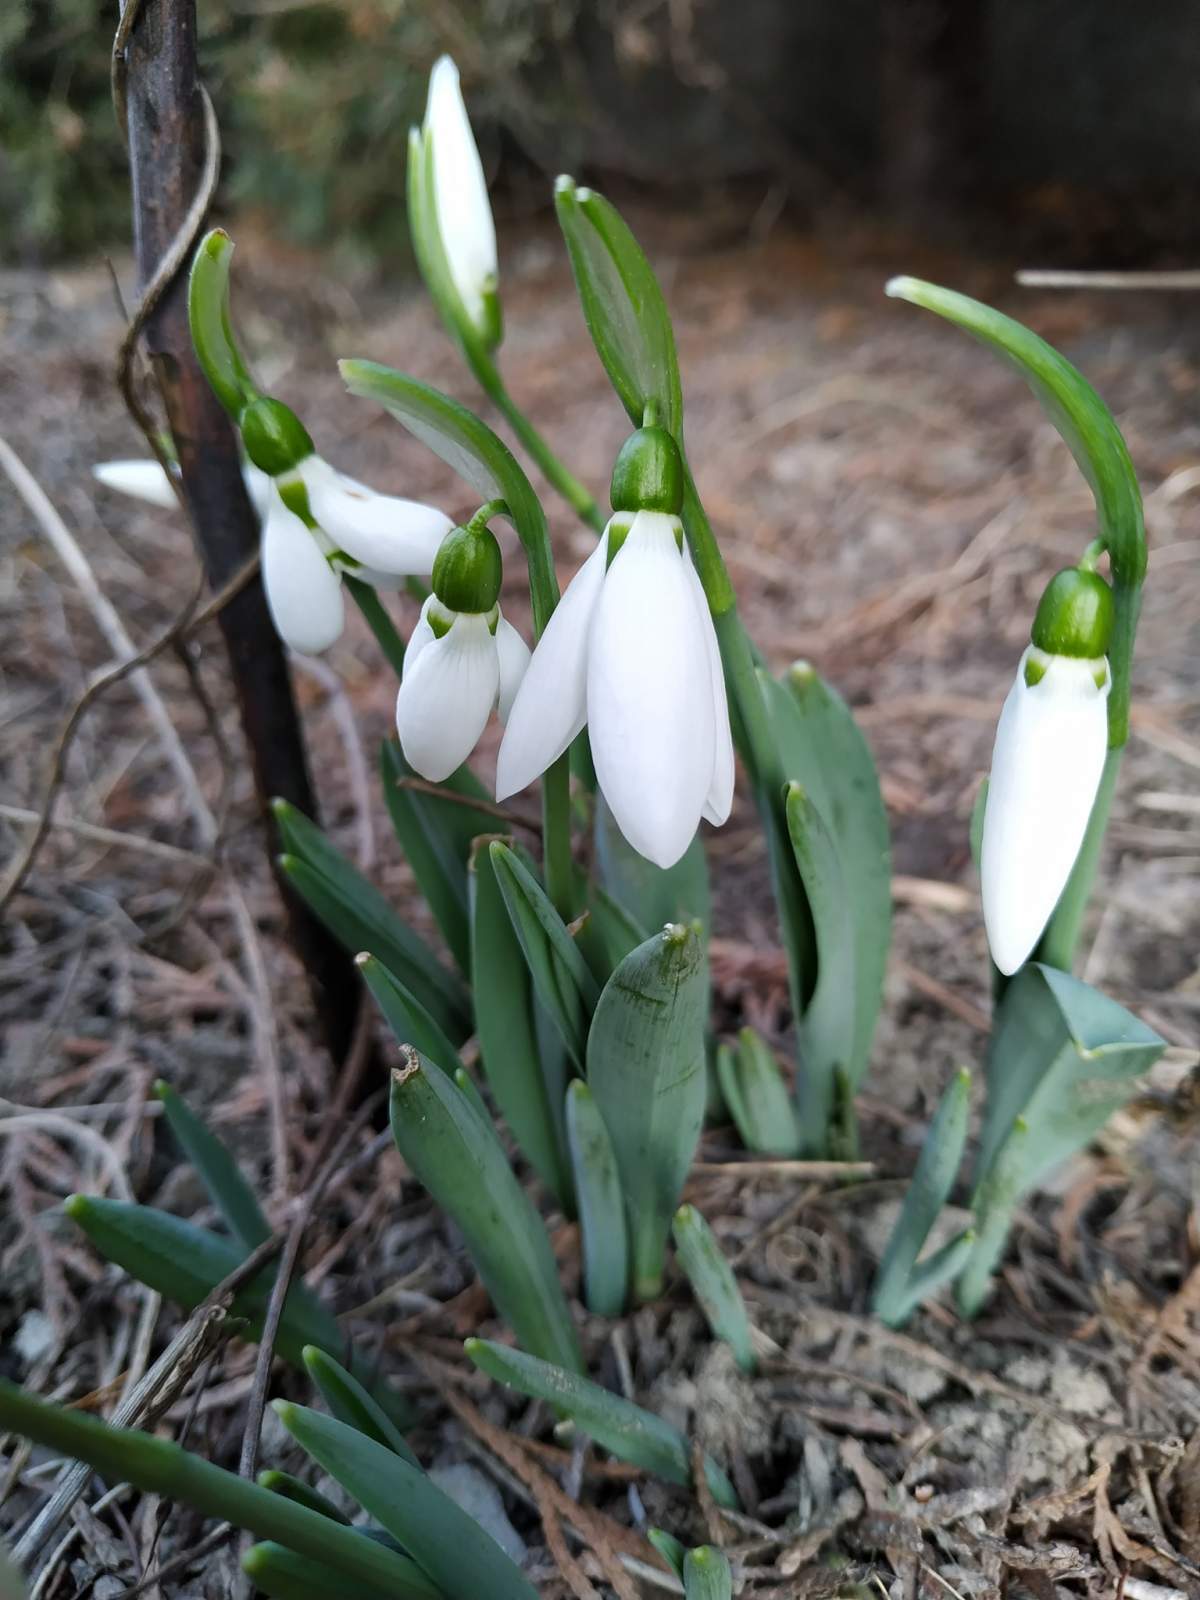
xmin=93 ymin=397 xmax=451 ymax=656
xmin=396 ymin=511 xmax=529 ymax=781
xmin=421 ymin=56 xmax=500 ymax=345
xmin=497 ymin=426 xmax=734 ymax=869
xmin=981 ymin=566 xmax=1114 ymax=975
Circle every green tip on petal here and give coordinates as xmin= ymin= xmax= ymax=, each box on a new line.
xmin=1030 ymin=566 xmax=1115 ymax=658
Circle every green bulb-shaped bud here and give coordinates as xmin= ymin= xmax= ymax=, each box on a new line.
xmin=239 ymin=397 xmax=314 ymax=478
xmin=1030 ymin=566 xmax=1115 ymax=659
xmin=432 ymin=520 xmax=503 ymax=614
xmin=609 ymin=425 xmax=684 ymax=516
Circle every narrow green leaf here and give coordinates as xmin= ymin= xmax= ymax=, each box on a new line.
xmin=716 ymin=1030 xmax=802 ymax=1157
xmin=276 ymin=1401 xmax=539 ymax=1600
xmin=958 ymin=1119 xmax=1030 ymax=1318
xmin=154 ymin=1080 xmax=270 ymax=1252
xmin=902 ymin=1229 xmax=975 ymax=1315
xmin=555 ymin=177 xmax=683 ymax=436
xmin=572 ymin=879 xmax=648 ymax=983
xmin=256 ymin=1470 xmax=350 ymax=1524
xmin=565 ymin=1081 xmax=628 ymax=1316
xmin=647 ymin=1528 xmax=687 ymax=1581
xmin=358 ymin=954 xmax=461 ymax=1075
xmin=242 ymin=1542 xmax=392 ymax=1600
xmin=381 ymin=739 xmax=498 ymax=977
xmin=872 ymin=1068 xmax=971 ymax=1328
xmin=783 ymin=783 xmax=857 ymax=1152
xmin=0 ymin=1383 xmax=437 ymax=1600
xmin=390 ymin=1051 xmax=582 ymax=1373
xmin=187 ymin=229 xmax=258 ymax=417
xmin=490 ymin=841 xmax=599 ymax=1070
xmin=672 ymin=1206 xmax=755 ymax=1374
xmin=470 ymin=838 xmax=573 ymax=1208
xmin=593 ymin=793 xmax=711 ymax=936
xmin=684 ymin=1546 xmax=733 ymax=1600
xmin=587 ymin=923 xmax=708 ymax=1301
xmin=466 ymin=1339 xmax=737 ymax=1508
xmin=301 ymin=1348 xmax=419 ymax=1469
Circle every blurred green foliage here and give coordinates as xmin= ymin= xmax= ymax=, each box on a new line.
xmin=1 ymin=0 xmax=575 ymax=264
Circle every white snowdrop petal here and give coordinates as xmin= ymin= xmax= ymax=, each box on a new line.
xmin=427 ymin=55 xmax=498 ymax=333
xmin=684 ymin=552 xmax=735 ymax=827
xmin=494 ymin=613 xmax=531 ymax=722
xmin=92 ymin=459 xmax=179 ymax=509
xmin=495 ymin=530 xmax=609 ymax=800
xmin=300 ymin=456 xmax=451 ymax=575
xmin=980 ymin=649 xmax=1110 ymax=975
xmin=402 ymin=595 xmax=438 ymax=679
xmin=588 ymin=512 xmax=715 ymax=869
xmin=261 ymin=497 xmax=344 ymax=655
xmin=395 ymin=612 xmax=499 ymax=782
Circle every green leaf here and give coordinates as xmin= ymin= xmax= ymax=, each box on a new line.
xmin=242 ymin=1543 xmax=392 ymax=1600
xmin=715 ymin=1030 xmax=802 ymax=1157
xmin=872 ymin=1068 xmax=972 ymax=1327
xmin=187 ymin=229 xmax=258 ymax=418
xmin=489 ymin=841 xmax=599 ymax=1070
xmin=960 ymin=964 xmax=1164 ymax=1314
xmin=338 ymin=362 xmax=557 ymax=636
xmin=647 ymin=1529 xmax=687 ymax=1581
xmin=0 ymin=1383 xmax=437 ymax=1600
xmin=886 ymin=277 xmax=1145 ymax=748
xmin=301 ymin=1347 xmax=419 ymax=1470
xmin=274 ymin=798 xmax=469 ymax=1042
xmin=555 ymin=177 xmax=683 ymax=436
xmin=154 ymin=1080 xmax=270 ymax=1252
xmin=684 ymin=1546 xmax=733 ymax=1600
xmin=565 ymin=1081 xmax=628 ymax=1316
xmin=470 ymin=839 xmax=573 ymax=1208
xmin=593 ymin=793 xmax=711 ymax=935
xmin=586 ymin=923 xmax=708 ymax=1301
xmin=466 ymin=1339 xmax=737 ymax=1508
xmin=783 ymin=783 xmax=857 ymax=1152
xmin=389 ymin=1050 xmax=582 ymax=1373
xmin=276 ymin=1401 xmax=539 ymax=1600
xmin=572 ymin=878 xmax=648 ymax=983
xmin=256 ymin=1470 xmax=351 ymax=1524
xmin=358 ymin=953 xmax=462 ymax=1076
xmin=381 ymin=739 xmax=498 ymax=978
xmin=672 ymin=1206 xmax=755 ymax=1374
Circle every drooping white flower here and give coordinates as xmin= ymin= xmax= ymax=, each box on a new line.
xmin=496 ymin=509 xmax=734 ymax=869
xmin=981 ymin=646 xmax=1110 ymax=975
xmin=423 ymin=56 xmax=499 ymax=341
xmin=93 ymin=457 xmax=272 ymax=518
xmin=396 ymin=595 xmax=529 ymax=781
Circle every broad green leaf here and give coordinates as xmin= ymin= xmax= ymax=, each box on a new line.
xmin=565 ymin=1080 xmax=628 ymax=1316
xmin=783 ymin=783 xmax=857 ymax=1151
xmin=277 ymin=1402 xmax=538 ymax=1600
xmin=470 ymin=838 xmax=573 ymax=1208
xmin=154 ymin=1080 xmax=270 ymax=1252
xmin=301 ymin=1348 xmax=419 ymax=1470
xmin=684 ymin=1547 xmax=733 ymax=1600
xmin=886 ymin=278 xmax=1145 ymax=748
xmin=466 ymin=1339 xmax=737 ymax=1508
xmin=389 ymin=1050 xmax=582 ymax=1373
xmin=256 ymin=1471 xmax=350 ymax=1524
xmin=0 ymin=1383 xmax=436 ymax=1600
xmin=672 ymin=1206 xmax=755 ymax=1373
xmin=242 ymin=1543 xmax=391 ymax=1600
xmin=358 ymin=953 xmax=461 ymax=1076
xmin=273 ymin=798 xmax=468 ymax=1042
xmin=338 ymin=362 xmax=557 ymax=635
xmin=647 ymin=1529 xmax=687 ymax=1581
xmin=555 ymin=178 xmax=683 ymax=436
xmin=593 ymin=793 xmax=711 ymax=935
xmin=586 ymin=923 xmax=708 ymax=1301
xmin=489 ymin=841 xmax=599 ymax=1070
xmin=380 ymin=739 xmax=499 ymax=978
xmin=872 ymin=1068 xmax=972 ymax=1327
xmin=716 ymin=1030 xmax=802 ymax=1157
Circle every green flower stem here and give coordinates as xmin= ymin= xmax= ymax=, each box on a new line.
xmin=1036 ymin=746 xmax=1123 ymax=971
xmin=472 ymin=354 xmax=604 ymax=533
xmin=345 ymin=578 xmax=407 ymax=678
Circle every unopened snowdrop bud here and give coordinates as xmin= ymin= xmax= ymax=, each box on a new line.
xmin=497 ymin=426 xmax=734 ymax=868
xmin=981 ymin=566 xmax=1114 ymax=975
xmin=396 ymin=513 xmax=529 ymax=782
xmin=423 ymin=56 xmax=501 ymax=346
